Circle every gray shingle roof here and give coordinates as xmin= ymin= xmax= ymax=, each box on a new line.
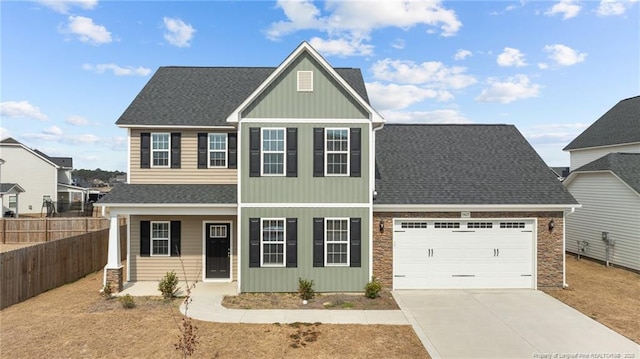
xmin=116 ymin=67 xmax=369 ymax=127
xmin=0 ymin=183 xmax=25 ymax=193
xmin=375 ymin=124 xmax=578 ymax=205
xmin=564 ymin=95 xmax=640 ymax=150
xmin=572 ymin=152 xmax=640 ymax=194
xmin=97 ymin=184 xmax=237 ymax=204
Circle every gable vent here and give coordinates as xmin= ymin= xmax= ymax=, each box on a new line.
xmin=297 ymin=71 xmax=313 ymax=92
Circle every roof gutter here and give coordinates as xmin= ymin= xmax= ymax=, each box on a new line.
xmin=373 ymin=204 xmax=581 ymax=212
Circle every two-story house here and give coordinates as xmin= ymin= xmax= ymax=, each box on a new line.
xmin=98 ymin=42 xmax=578 ymax=293
xmin=563 ymin=96 xmax=640 ymax=271
xmin=0 ymin=138 xmax=89 ymax=216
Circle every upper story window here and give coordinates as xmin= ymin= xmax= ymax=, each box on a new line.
xmin=208 ymin=133 xmax=227 ymax=168
xmin=325 ymin=128 xmax=349 ymax=175
xmin=262 ymin=128 xmax=286 ymax=176
xmin=152 ymin=133 xmax=170 ymax=167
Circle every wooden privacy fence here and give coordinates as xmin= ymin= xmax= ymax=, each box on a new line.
xmin=0 ymin=225 xmax=127 ymax=309
xmin=0 ymin=217 xmax=115 ymax=243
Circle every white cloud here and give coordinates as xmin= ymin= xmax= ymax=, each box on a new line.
xmin=497 ymin=47 xmax=527 ymax=67
xmin=0 ymin=127 xmax=10 ymax=140
xmin=23 ymin=129 xmax=101 ymax=144
xmin=476 ymin=75 xmax=541 ymax=104
xmin=391 ymin=38 xmax=405 ymax=49
xmin=545 ymin=0 xmax=581 ymax=19
xmin=544 ymin=44 xmax=587 ymax=66
xmin=538 ymin=63 xmax=550 ymax=69
xmin=62 ymin=16 xmax=112 ymax=45
xmin=596 ymin=0 xmax=638 ymax=16
xmin=524 ymin=123 xmax=590 ymax=145
xmin=382 ymin=109 xmax=471 ymax=124
xmin=82 ymin=63 xmax=151 ymax=76
xmin=454 ymin=49 xmax=472 ymax=60
xmin=43 ymin=126 xmax=63 ymax=136
xmin=0 ymin=101 xmax=48 ymax=121
xmin=366 ymin=82 xmax=451 ymax=111
xmin=66 ymin=116 xmax=90 ymax=126
xmin=309 ymin=36 xmax=374 ymax=57
xmin=371 ymin=58 xmax=476 ymax=89
xmin=267 ymin=0 xmax=461 ymax=56
xmin=163 ymin=17 xmax=196 ymax=47
xmin=38 ymin=0 xmax=98 ymax=14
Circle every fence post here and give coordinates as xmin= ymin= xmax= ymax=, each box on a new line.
xmin=1 ymin=219 xmax=5 ymax=244
xmin=45 ymin=218 xmax=49 ymax=242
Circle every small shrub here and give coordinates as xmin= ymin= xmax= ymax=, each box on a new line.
xmin=119 ymin=294 xmax=135 ymax=309
xmin=158 ymin=271 xmax=179 ymax=299
xmin=365 ymin=277 xmax=382 ymax=299
xmin=101 ymin=281 xmax=113 ymax=300
xmin=298 ymin=278 xmax=315 ymax=300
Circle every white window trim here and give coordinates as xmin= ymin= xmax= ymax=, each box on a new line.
xmin=151 ymin=133 xmax=170 ymax=168
xmin=260 ymin=128 xmax=286 ymax=176
xmin=260 ymin=218 xmax=286 ymax=267
xmin=297 ymin=70 xmax=313 ymax=92
xmin=207 ymin=133 xmax=228 ymax=168
xmin=324 ymin=217 xmax=350 ymax=267
xmin=151 ymin=221 xmax=171 ymax=257
xmin=8 ymin=195 xmax=17 ymax=208
xmin=325 ymin=128 xmax=350 ymax=176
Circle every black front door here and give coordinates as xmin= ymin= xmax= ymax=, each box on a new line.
xmin=205 ymin=223 xmax=231 ymax=279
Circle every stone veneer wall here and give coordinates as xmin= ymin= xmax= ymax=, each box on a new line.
xmin=372 ymin=211 xmax=565 ymax=290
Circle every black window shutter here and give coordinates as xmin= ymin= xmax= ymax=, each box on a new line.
xmin=286 ymin=128 xmax=297 ymax=177
xmin=140 ymin=133 xmax=150 ymax=168
xmin=286 ymin=218 xmax=297 ymax=267
xmin=313 ymin=128 xmax=324 ymax=177
xmin=171 ymin=133 xmax=181 ymax=168
xmin=197 ymin=133 xmax=207 ymax=169
xmin=249 ymin=128 xmax=261 ymax=177
xmin=350 ymin=218 xmax=361 ymax=267
xmin=350 ymin=128 xmax=361 ymax=177
xmin=249 ymin=218 xmax=260 ymax=267
xmin=313 ymin=217 xmax=324 ymax=267
xmin=170 ymin=221 xmax=181 ymax=257
xmin=228 ymin=133 xmax=238 ymax=169
xmin=140 ymin=220 xmax=150 ymax=257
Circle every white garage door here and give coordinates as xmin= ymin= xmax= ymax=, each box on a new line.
xmin=393 ymin=219 xmax=535 ymax=289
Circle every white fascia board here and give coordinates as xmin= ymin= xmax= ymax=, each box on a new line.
xmin=57 ymin=183 xmax=90 ymax=191
xmin=104 ymin=205 xmax=237 ymax=217
xmin=373 ymin=204 xmax=581 ymax=212
xmin=240 ymin=118 xmax=373 ymax=124
xmin=241 ymin=202 xmax=370 ymax=208
xmin=225 ymin=41 xmax=384 ymax=124
xmin=565 ymin=141 xmax=640 ymax=152
xmin=117 ymin=124 xmax=237 ymax=130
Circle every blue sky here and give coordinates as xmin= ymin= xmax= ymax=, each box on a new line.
xmin=1 ymin=0 xmax=638 ymax=172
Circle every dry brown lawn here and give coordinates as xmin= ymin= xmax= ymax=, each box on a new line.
xmin=222 ymin=291 xmax=398 ymax=310
xmin=544 ymin=254 xmax=640 ymax=344
xmin=0 ymin=270 xmax=429 ymax=358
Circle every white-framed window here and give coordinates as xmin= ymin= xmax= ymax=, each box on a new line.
xmin=261 ymin=128 xmax=285 ymax=175
xmin=151 ymin=221 xmax=170 ymax=256
xmin=325 ymin=128 xmax=349 ymax=175
xmin=8 ymin=195 xmax=17 ymax=208
xmin=261 ymin=218 xmax=285 ymax=266
xmin=151 ymin=133 xmax=170 ymax=167
xmin=325 ymin=218 xmax=349 ymax=266
xmin=209 ymin=224 xmax=227 ymax=238
xmin=208 ymin=133 xmax=227 ymax=168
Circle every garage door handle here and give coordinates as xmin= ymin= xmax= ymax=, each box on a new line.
xmin=497 ymin=248 xmax=499 ymax=257
xmin=394 ymin=275 xmax=406 ymax=277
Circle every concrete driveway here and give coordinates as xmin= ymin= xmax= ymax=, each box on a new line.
xmin=393 ymin=290 xmax=639 ymax=359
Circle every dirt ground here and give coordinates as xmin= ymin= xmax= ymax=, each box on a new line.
xmin=543 ymin=254 xmax=640 ymax=344
xmin=0 ymin=270 xmax=429 ymax=358
xmin=222 ymin=291 xmax=398 ymax=310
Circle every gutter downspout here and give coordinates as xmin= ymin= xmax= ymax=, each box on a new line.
xmin=563 ymin=207 xmax=576 ymax=288
xmin=370 ymin=122 xmax=385 ymax=282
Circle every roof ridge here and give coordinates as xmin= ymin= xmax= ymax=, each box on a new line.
xmin=384 ymin=123 xmax=511 ymax=127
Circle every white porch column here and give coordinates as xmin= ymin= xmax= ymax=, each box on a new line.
xmin=104 ymin=214 xmax=123 ymax=291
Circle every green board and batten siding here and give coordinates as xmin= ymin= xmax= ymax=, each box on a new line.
xmin=240 ymin=207 xmax=370 ymax=292
xmin=240 ymin=122 xmax=370 ymax=203
xmin=241 ymin=52 xmax=369 ymax=119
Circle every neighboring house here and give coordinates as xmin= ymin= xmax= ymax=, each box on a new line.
xmin=551 ymin=166 xmax=570 ymax=181
xmin=0 ymin=138 xmax=89 ymax=216
xmin=563 ymin=96 xmax=640 ymax=271
xmin=0 ymin=157 xmax=27 ymax=217
xmin=97 ymin=42 xmax=578 ymax=293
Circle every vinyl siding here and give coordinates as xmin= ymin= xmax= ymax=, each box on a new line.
xmin=0 ymin=145 xmax=58 ymax=215
xmin=565 ymin=172 xmax=640 ymax=271
xmin=240 ymin=207 xmax=370 ymax=292
xmin=240 ymin=122 xmax=370 ymax=203
xmin=242 ymin=53 xmax=369 ymax=119
xmin=129 ymin=129 xmax=237 ymax=184
xmin=129 ymin=215 xmax=238 ymax=281
xmin=569 ymin=143 xmax=640 ymax=171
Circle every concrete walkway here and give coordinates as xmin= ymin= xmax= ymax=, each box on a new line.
xmin=118 ymin=281 xmax=408 ymax=325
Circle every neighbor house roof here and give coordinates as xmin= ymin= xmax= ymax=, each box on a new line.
xmin=0 ymin=183 xmax=25 ymax=194
xmin=33 ymin=149 xmax=73 ymax=168
xmin=96 ymin=184 xmax=237 ymax=205
xmin=568 ymin=152 xmax=640 ymax=194
xmin=374 ymin=124 xmax=578 ymax=206
xmin=116 ymin=66 xmax=369 ymax=127
xmin=564 ymin=95 xmax=640 ymax=151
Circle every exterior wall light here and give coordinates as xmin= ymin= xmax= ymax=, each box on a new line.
xmin=379 ymin=219 xmax=384 ymax=232
xmin=548 ymin=219 xmax=555 ymax=232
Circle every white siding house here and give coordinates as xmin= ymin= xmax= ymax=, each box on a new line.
xmin=563 ymin=96 xmax=640 ymax=271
